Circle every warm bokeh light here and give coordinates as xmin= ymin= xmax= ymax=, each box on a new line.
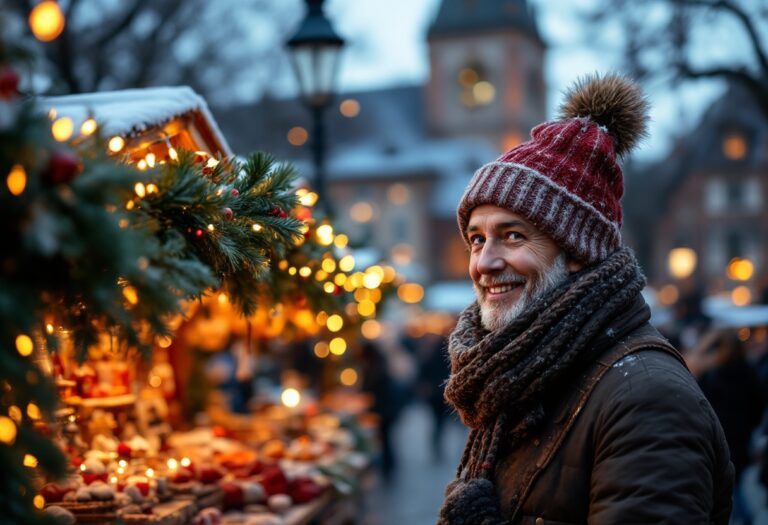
xmin=329 ymin=337 xmax=347 ymax=355
xmin=29 ymin=1 xmax=65 ymax=42
xmin=398 ymin=283 xmax=424 ymax=304
xmin=0 ymin=416 xmax=17 ymax=445
xmin=667 ymin=248 xmax=697 ymax=279
xmin=23 ymin=454 xmax=38 ymax=468
xmin=334 ymin=273 xmax=347 ymax=286
xmin=299 ymin=266 xmax=312 ymax=278
xmin=51 ymin=117 xmax=74 ymax=142
xmin=473 ymin=81 xmax=496 ymax=104
xmin=316 ymin=311 xmax=328 ymax=326
xmin=350 ymin=201 xmax=374 ymax=222
xmin=334 ymin=234 xmax=349 ymax=248
xmin=363 ymin=266 xmax=385 ymax=289
xmin=326 ymin=314 xmax=344 ymax=332
xmin=33 ymin=495 xmax=45 ymax=510
xmin=299 ymin=191 xmax=318 ymax=207
xmin=134 ymin=182 xmax=146 ymax=198
xmin=340 ymin=99 xmax=360 ymax=117
xmin=723 ymin=134 xmax=747 ymax=160
xmin=316 ymin=224 xmax=334 ymax=246
xmin=339 ymin=255 xmax=355 ymax=272
xmin=122 ymin=286 xmax=139 ymax=305
xmin=145 ymin=152 xmax=157 ymax=168
xmin=80 ymin=118 xmax=97 ymax=136
xmin=27 ymin=403 xmax=41 ymax=420
xmin=657 ymin=284 xmax=679 ymax=305
xmin=6 ymin=164 xmax=27 ymax=196
xmin=732 ymin=286 xmax=751 ymax=306
xmin=361 ymin=319 xmax=382 ymax=339
xmin=8 ymin=406 xmax=21 ymax=423
xmin=357 ymin=300 xmax=376 ymax=317
xmin=168 ymin=147 xmax=179 ymax=161
xmin=287 ymin=126 xmax=308 ymax=146
xmin=180 ymin=457 xmax=192 ymax=468
xmin=340 ymin=368 xmax=358 ymax=386
xmin=108 ymin=136 xmax=125 ymax=153
xmin=281 ymin=388 xmax=301 ymax=408
xmin=388 ymin=183 xmax=410 ymax=205
xmin=382 ymin=265 xmax=397 ymax=283
xmin=391 ymin=243 xmax=414 ymax=265
xmin=727 ymin=258 xmax=754 ymax=281
xmin=15 ymin=334 xmax=33 ymax=357
xmin=314 ymin=342 xmax=329 ymax=358
xmin=323 ymin=282 xmax=336 ymax=294
xmin=322 ymin=258 xmax=337 ymax=273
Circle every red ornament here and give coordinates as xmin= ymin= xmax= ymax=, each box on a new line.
xmin=221 ymin=207 xmax=234 ymax=221
xmin=46 ymin=150 xmax=80 ymax=185
xmin=230 ymin=188 xmax=239 ymax=197
xmin=117 ymin=442 xmax=132 ymax=458
xmin=269 ymin=207 xmax=288 ymax=218
xmin=195 ymin=229 xmax=204 ymax=237
xmin=258 ymin=466 xmax=289 ymax=496
xmin=0 ymin=66 xmax=19 ymax=99
xmin=195 ymin=154 xmax=206 ymax=164
xmin=289 ymin=478 xmax=325 ymax=504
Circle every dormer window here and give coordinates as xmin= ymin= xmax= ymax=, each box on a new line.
xmin=458 ymin=63 xmax=495 ymax=108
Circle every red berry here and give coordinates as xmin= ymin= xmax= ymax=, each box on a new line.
xmin=202 ymin=166 xmax=212 ymax=176
xmin=222 ymin=207 xmax=234 ymax=221
xmin=46 ymin=150 xmax=80 ymax=184
xmin=230 ymin=188 xmax=239 ymax=197
xmin=0 ymin=66 xmax=19 ymax=99
xmin=195 ymin=229 xmax=204 ymax=237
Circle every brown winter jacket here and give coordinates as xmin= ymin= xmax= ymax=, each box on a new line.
xmin=495 ymin=321 xmax=735 ymax=524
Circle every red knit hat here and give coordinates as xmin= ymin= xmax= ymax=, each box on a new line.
xmin=457 ymin=74 xmax=650 ymax=265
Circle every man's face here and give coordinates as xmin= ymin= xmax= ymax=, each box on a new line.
xmin=466 ymin=205 xmax=578 ymax=331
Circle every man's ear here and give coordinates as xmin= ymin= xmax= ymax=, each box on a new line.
xmin=567 ymin=258 xmax=584 ymax=274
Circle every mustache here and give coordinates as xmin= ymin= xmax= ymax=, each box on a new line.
xmin=476 ymin=271 xmax=526 ymax=288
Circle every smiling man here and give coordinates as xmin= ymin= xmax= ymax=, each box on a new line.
xmin=438 ymin=75 xmax=734 ymax=525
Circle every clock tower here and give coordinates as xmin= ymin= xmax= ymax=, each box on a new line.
xmin=426 ymin=0 xmax=546 ymax=152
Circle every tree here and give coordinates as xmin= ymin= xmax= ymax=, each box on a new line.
xmin=5 ymin=0 xmax=300 ymax=105
xmin=585 ymin=0 xmax=768 ymax=120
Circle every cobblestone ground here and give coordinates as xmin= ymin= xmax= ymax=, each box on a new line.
xmin=361 ymin=402 xmax=468 ymax=525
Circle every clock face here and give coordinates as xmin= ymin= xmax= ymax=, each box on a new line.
xmin=457 ymin=63 xmax=495 ymax=108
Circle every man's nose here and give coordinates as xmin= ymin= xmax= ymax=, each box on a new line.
xmin=476 ymin=239 xmax=506 ymax=274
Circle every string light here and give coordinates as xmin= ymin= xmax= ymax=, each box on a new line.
xmin=23 ymin=454 xmax=38 ymax=468
xmin=338 ymin=255 xmax=355 ymax=272
xmin=51 ymin=117 xmax=74 ymax=142
xmin=136 ymin=159 xmax=147 ymax=171
xmin=329 ymin=337 xmax=347 ymax=356
xmin=15 ymin=334 xmax=34 ymax=357
xmin=7 ymin=164 xmax=27 ymax=196
xmin=316 ymin=224 xmax=334 ymax=246
xmin=167 ymin=458 xmax=179 ymax=471
xmin=326 ymin=315 xmax=343 ymax=332
xmin=298 ymin=266 xmax=312 ymax=278
xmin=321 ymin=258 xmax=336 ymax=273
xmin=180 ymin=457 xmax=192 ymax=468
xmin=314 ymin=342 xmax=330 ymax=358
xmin=80 ymin=118 xmax=97 ymax=136
xmin=334 ymin=234 xmax=349 ymax=248
xmin=168 ymin=147 xmax=178 ymax=161
xmin=323 ymin=282 xmax=336 ymax=294
xmin=0 ymin=416 xmax=17 ymax=445
xmin=122 ymin=286 xmax=139 ymax=305
xmin=134 ymin=182 xmax=146 ymax=198
xmin=207 ymin=224 xmax=215 ymax=232
xmin=340 ymin=368 xmax=358 ymax=386
xmin=145 ymin=153 xmax=156 ymax=168
xmin=29 ymin=1 xmax=65 ymax=42
xmin=252 ymin=223 xmax=263 ymax=232
xmin=145 ymin=468 xmax=155 ymax=478
xmin=8 ymin=406 xmax=21 ymax=423
xmin=108 ymin=136 xmax=125 ymax=153
xmin=45 ymin=323 xmax=55 ymax=334
xmin=281 ymin=388 xmax=301 ymax=408
xmin=33 ymin=495 xmax=45 ymax=510
xmin=27 ymin=403 xmax=41 ymax=420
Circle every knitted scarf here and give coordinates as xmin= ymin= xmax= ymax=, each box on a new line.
xmin=438 ymin=247 xmax=646 ymax=525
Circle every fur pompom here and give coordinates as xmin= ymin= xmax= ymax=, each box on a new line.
xmin=559 ymin=74 xmax=650 ymax=157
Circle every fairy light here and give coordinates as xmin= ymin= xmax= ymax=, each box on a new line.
xmin=0 ymin=416 xmax=17 ymax=445
xmin=146 ymin=183 xmax=158 ymax=194
xmin=122 ymin=286 xmax=139 ymax=305
xmin=108 ymin=136 xmax=125 ymax=153
xmin=15 ymin=334 xmax=33 ymax=357
xmin=334 ymin=234 xmax=349 ymax=248
xmin=321 ymin=258 xmax=336 ymax=273
xmin=323 ymin=282 xmax=336 ymax=294
xmin=26 ymin=403 xmax=41 ymax=420
xmin=299 ymin=266 xmax=312 ymax=278
xmin=7 ymin=164 xmax=27 ymax=196
xmin=117 ymin=466 xmax=125 ymax=475
xmin=134 ymin=182 xmax=146 ymax=198
xmin=145 ymin=468 xmax=155 ymax=478
xmin=252 ymin=223 xmax=263 ymax=232
xmin=180 ymin=457 xmax=192 ymax=468
xmin=8 ymin=406 xmax=21 ymax=423
xmin=281 ymin=388 xmax=301 ymax=408
xmin=51 ymin=117 xmax=74 ymax=142
xmin=136 ymin=159 xmax=147 ymax=171
xmin=80 ymin=464 xmax=87 ymax=472
xmin=339 ymin=255 xmax=355 ymax=272
xmin=33 ymin=495 xmax=45 ymax=510
xmin=145 ymin=153 xmax=156 ymax=168
xmin=340 ymin=368 xmax=358 ymax=386
xmin=316 ymin=224 xmax=334 ymax=246
xmin=80 ymin=118 xmax=97 ymax=136
xmin=288 ymin=267 xmax=297 ymax=276
xmin=23 ymin=454 xmax=38 ymax=468
xmin=45 ymin=323 xmax=54 ymax=334
xmin=334 ymin=274 xmax=347 ymax=286
xmin=329 ymin=337 xmax=347 ymax=356
xmin=167 ymin=458 xmax=179 ymax=471
xmin=207 ymin=224 xmax=215 ymax=232
xmin=29 ymin=1 xmax=65 ymax=42
xmin=168 ymin=147 xmax=178 ymax=161
xmin=314 ymin=342 xmax=330 ymax=358
xmin=326 ymin=315 xmax=343 ymax=332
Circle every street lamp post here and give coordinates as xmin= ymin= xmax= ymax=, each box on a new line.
xmin=287 ymin=0 xmax=344 ymax=216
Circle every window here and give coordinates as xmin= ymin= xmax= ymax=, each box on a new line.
xmin=705 ymin=178 xmax=726 ymax=213
xmin=723 ymin=133 xmax=747 ymax=160
xmin=457 ymin=63 xmax=495 ymax=109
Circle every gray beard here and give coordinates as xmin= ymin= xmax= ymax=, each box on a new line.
xmin=476 ymin=252 xmax=570 ymax=332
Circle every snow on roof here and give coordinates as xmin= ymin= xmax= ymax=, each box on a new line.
xmin=40 ymin=86 xmax=232 ymax=156
xmin=703 ymin=295 xmax=768 ymax=327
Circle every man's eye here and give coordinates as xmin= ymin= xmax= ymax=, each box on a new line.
xmin=469 ymin=235 xmax=484 ymax=246
xmin=505 ymin=231 xmax=524 ymax=241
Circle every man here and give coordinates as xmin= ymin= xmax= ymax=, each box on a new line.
xmin=438 ymin=74 xmax=733 ymax=524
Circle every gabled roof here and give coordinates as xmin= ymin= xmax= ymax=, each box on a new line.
xmin=428 ymin=0 xmax=542 ymax=42
xmin=41 ymin=86 xmax=232 ymax=156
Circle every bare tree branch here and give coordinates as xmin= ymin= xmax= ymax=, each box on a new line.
xmin=680 ymin=64 xmax=768 ymax=118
